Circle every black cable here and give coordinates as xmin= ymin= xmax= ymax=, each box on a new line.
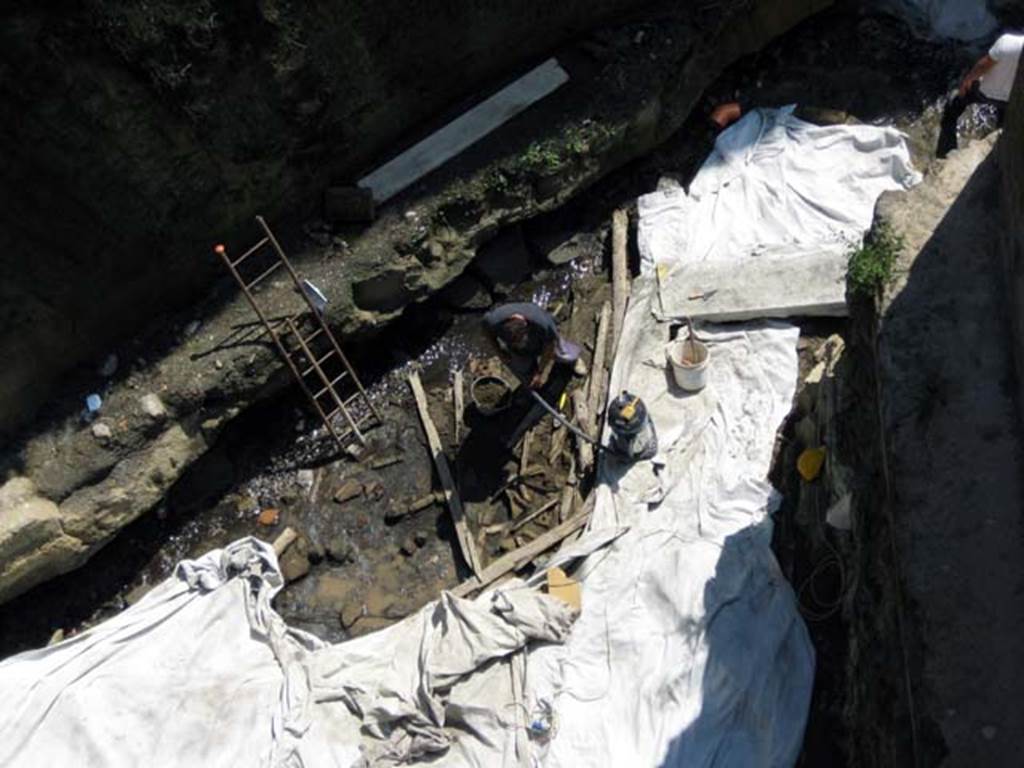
xmin=526 ymin=389 xmax=626 ymax=457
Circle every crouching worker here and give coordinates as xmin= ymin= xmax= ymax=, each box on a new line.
xmin=482 ymin=302 xmax=580 ymax=447
xmin=482 ymin=302 xmax=579 ymax=389
xmin=937 ymin=31 xmax=1023 ymax=158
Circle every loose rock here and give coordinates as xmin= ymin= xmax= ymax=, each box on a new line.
xmin=333 ymin=479 xmax=364 ymax=504
xmin=139 ymin=393 xmax=167 ymax=421
xmin=257 ymin=507 xmax=280 ymax=526
xmin=326 ymin=535 xmax=355 ymax=564
xmin=280 ymin=545 xmax=311 ymax=583
xmin=91 ymin=422 xmax=112 ymax=441
xmin=296 ymin=469 xmax=316 ymax=491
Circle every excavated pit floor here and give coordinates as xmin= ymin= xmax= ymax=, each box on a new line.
xmin=0 ymin=5 xmax=1006 ymax=764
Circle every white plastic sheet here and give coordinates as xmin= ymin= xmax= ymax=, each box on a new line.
xmin=0 ymin=541 xmax=578 ymax=768
xmin=638 ymin=106 xmax=921 ymax=278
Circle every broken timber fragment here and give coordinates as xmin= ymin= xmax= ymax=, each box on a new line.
xmin=586 ymin=300 xmax=612 ymax=439
xmin=572 ymin=389 xmax=594 ymax=473
xmin=333 ymin=479 xmax=364 ymax=504
xmin=369 ymin=454 xmax=403 ymax=470
xmin=386 ymin=491 xmax=445 ymax=522
xmin=453 ymin=369 xmax=464 ymax=444
xmin=450 ymin=505 xmax=593 ymax=599
xmin=408 ymin=372 xmax=483 ymax=576
xmin=272 ymin=526 xmax=298 ymax=557
xmin=324 ymin=186 xmax=375 ymax=223
xmin=611 ymin=208 xmax=630 ymax=353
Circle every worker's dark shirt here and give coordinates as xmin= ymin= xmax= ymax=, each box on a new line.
xmin=482 ymin=303 xmax=559 ymax=380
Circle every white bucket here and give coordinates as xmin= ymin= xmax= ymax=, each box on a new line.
xmin=668 ymin=335 xmax=710 ymax=392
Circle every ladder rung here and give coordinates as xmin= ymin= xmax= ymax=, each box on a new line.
xmin=246 ymin=260 xmax=283 ymax=290
xmin=230 ymin=237 xmax=269 ymax=267
xmin=322 ymin=393 xmax=363 ymax=422
xmin=302 ymin=326 xmax=326 ymax=347
xmin=300 ymin=349 xmax=336 ymax=378
xmin=312 ymin=371 xmax=350 ymax=400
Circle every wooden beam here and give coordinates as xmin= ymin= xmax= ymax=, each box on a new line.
xmin=586 ymin=300 xmax=612 ymax=439
xmin=559 ymin=454 xmax=577 ymax=523
xmin=408 ymin=372 xmax=483 ymax=576
xmin=519 ymin=428 xmax=534 ymax=477
xmin=450 ymin=504 xmax=593 ymax=598
xmin=453 ymin=368 xmax=464 ymax=444
xmin=572 ymin=389 xmax=594 ymax=473
xmin=611 ymin=208 xmax=630 ymax=353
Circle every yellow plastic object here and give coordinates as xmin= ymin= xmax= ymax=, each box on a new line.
xmin=546 ymin=566 xmax=581 ymax=610
xmin=558 ymin=392 xmax=569 ymax=412
xmin=620 ymin=396 xmax=640 ymax=422
xmin=797 ymin=447 xmax=827 ymax=482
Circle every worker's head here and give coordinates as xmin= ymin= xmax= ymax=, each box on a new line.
xmin=499 ymin=315 xmax=530 ymax=351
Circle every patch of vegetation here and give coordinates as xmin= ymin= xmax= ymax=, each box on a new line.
xmin=848 ymin=223 xmax=904 ymax=296
xmin=522 ymin=140 xmax=564 ymax=174
xmin=516 ymin=120 xmax=614 ymax=177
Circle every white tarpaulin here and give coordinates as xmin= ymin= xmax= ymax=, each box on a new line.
xmin=0 ymin=104 xmax=924 ymax=767
xmin=639 ymin=106 xmax=921 ymax=280
xmin=0 ymin=290 xmax=811 ymax=766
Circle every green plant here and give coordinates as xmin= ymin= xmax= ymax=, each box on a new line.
xmin=522 ymin=141 xmax=564 ymax=174
xmin=848 ymin=223 xmax=904 ymax=296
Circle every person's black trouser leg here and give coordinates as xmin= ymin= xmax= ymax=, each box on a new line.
xmin=936 ymin=83 xmax=1003 ymax=158
xmin=938 ymin=88 xmax=975 ymax=158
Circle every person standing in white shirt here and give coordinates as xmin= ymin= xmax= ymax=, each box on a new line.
xmin=937 ymin=32 xmax=1024 ymax=158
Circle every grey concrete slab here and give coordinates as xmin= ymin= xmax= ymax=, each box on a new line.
xmin=358 ymin=58 xmax=569 ymax=203
xmin=657 ymin=249 xmax=848 ymax=321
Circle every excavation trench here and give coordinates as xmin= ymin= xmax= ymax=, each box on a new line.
xmin=0 ymin=4 xmax=1007 ymax=763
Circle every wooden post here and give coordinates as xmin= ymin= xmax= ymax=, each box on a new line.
xmin=409 ymin=372 xmax=483 ymax=576
xmin=572 ymin=389 xmax=594 ymax=473
xmin=559 ymin=454 xmax=577 ymax=523
xmin=586 ymin=300 xmax=612 ymax=439
xmin=519 ymin=428 xmax=533 ymax=477
xmin=453 ymin=368 xmax=464 ymax=444
xmin=611 ymin=209 xmax=630 ymax=353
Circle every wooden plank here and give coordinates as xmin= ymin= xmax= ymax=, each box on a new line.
xmin=586 ymin=300 xmax=612 ymax=437
xmin=519 ymin=428 xmax=534 ymax=477
xmin=611 ymin=208 xmax=630 ymax=353
xmin=509 ymin=497 xmax=559 ymax=534
xmin=572 ymin=389 xmax=594 ymax=473
xmin=358 ymin=59 xmax=569 ymax=202
xmin=559 ymin=454 xmax=577 ymax=523
xmin=408 ymin=372 xmax=483 ymax=576
xmin=450 ymin=505 xmax=593 ymax=598
xmin=453 ymin=368 xmax=464 ymax=444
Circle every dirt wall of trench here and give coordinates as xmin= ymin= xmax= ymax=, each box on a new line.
xmin=1 ymin=0 xmax=663 ymax=435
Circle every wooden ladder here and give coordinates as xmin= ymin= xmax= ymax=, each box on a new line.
xmin=215 ymin=216 xmax=380 ymax=450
